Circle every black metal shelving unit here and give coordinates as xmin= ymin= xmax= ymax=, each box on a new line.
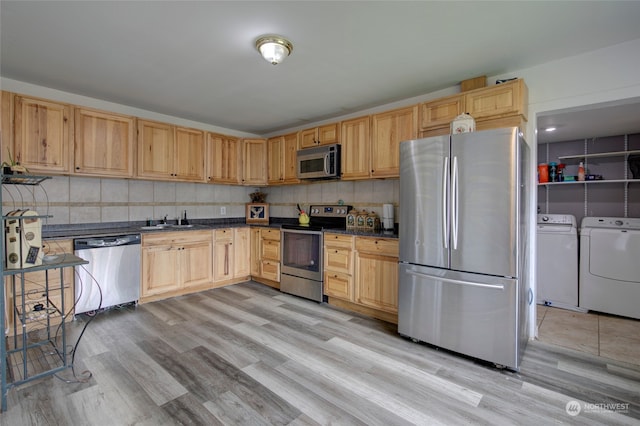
xmin=1 ymin=174 xmax=88 ymax=412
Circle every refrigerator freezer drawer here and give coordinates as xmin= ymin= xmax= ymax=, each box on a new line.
xmin=398 ymin=263 xmax=521 ymax=369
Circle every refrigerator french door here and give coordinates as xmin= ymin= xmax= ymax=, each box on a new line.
xmin=398 ymin=127 xmax=528 ymax=370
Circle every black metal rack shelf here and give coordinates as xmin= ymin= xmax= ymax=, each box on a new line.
xmin=1 ymin=173 xmax=88 ymax=412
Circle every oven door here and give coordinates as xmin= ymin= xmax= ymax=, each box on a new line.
xmin=280 ymin=228 xmax=323 ymax=281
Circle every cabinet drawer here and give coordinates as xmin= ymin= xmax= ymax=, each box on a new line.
xmin=261 ymin=228 xmax=281 ymax=241
xmin=324 ymin=247 xmax=353 ymax=274
xmin=324 ymin=233 xmax=354 ymax=248
xmin=261 ymin=260 xmax=280 ymax=282
xmin=215 ymin=228 xmax=233 ymax=240
xmin=324 ymin=271 xmax=352 ymax=300
xmin=355 ymin=237 xmax=399 ymax=257
xmin=143 ymin=230 xmax=213 ymax=247
xmin=262 ymin=239 xmax=281 ymax=261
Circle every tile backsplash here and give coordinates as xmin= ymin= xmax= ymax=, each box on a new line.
xmin=2 ymin=176 xmax=399 ymax=225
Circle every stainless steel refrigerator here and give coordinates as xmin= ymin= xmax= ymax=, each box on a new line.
xmin=398 ymin=127 xmax=530 ymax=370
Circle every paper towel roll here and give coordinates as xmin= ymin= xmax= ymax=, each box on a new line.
xmin=382 ymin=204 xmax=394 ymax=230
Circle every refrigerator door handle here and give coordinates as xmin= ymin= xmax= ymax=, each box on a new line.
xmin=406 ymin=270 xmax=505 ymax=290
xmin=442 ymin=156 xmax=449 ymax=249
xmin=451 ymin=156 xmax=459 ymax=250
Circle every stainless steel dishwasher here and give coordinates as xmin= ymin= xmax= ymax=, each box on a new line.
xmin=73 ymin=234 xmax=141 ymax=314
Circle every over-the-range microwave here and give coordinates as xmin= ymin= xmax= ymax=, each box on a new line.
xmin=297 ymin=144 xmax=341 ymax=180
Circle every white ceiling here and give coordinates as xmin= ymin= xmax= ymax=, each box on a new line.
xmin=2 ymin=1 xmax=640 ymax=138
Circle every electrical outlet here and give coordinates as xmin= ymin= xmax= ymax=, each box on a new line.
xmin=220 ymin=206 xmax=226 ymax=215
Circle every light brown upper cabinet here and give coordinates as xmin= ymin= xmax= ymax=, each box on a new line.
xmin=137 ymin=119 xmax=205 ymax=182
xmin=242 ymin=138 xmax=267 ymax=185
xmin=13 ymin=95 xmax=71 ymax=174
xmin=267 ymin=135 xmax=284 ymax=185
xmin=371 ymin=105 xmax=418 ymax=178
xmin=74 ymin=107 xmax=135 ymax=177
xmin=267 ymin=131 xmax=299 ymax=185
xmin=282 ymin=132 xmax=300 ymax=184
xmin=207 ymin=133 xmax=242 ymax=184
xmin=419 ymin=94 xmax=464 ymax=137
xmin=419 ymin=79 xmax=528 ymax=138
xmin=464 ymin=79 xmax=527 ymax=121
xmin=299 ymin=122 xmax=340 ymax=148
xmin=340 ymin=115 xmax=371 ymax=180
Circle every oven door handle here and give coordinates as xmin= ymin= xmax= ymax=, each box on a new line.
xmin=281 ymin=228 xmax=323 ymax=236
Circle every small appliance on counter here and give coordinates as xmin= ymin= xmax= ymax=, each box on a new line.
xmin=4 ymin=209 xmax=43 ymax=269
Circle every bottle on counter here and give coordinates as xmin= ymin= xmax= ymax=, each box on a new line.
xmin=578 ymin=162 xmax=585 ymax=181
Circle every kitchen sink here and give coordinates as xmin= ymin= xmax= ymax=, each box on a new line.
xmin=140 ymin=224 xmax=195 ymax=230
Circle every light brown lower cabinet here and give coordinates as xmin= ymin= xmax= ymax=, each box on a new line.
xmin=250 ymin=227 xmax=281 ymax=288
xmin=213 ymin=227 xmax=250 ymax=285
xmin=324 ymin=233 xmax=399 ymax=323
xmin=4 ymin=239 xmax=74 ymax=336
xmin=141 ymin=230 xmax=213 ymax=303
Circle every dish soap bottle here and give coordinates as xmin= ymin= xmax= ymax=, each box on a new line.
xmin=578 ymin=162 xmax=585 ymax=181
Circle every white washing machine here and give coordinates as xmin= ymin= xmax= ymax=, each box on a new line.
xmin=580 ymin=217 xmax=640 ymax=320
xmin=536 ymin=214 xmax=580 ymax=310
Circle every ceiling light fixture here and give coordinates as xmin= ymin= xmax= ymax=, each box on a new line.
xmin=255 ymin=35 xmax=293 ymax=65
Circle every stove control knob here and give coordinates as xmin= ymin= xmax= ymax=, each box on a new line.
xmin=615 ymin=220 xmax=624 ymax=226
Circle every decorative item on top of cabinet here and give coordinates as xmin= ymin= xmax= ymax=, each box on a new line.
xmin=137 ymin=119 xmax=205 ymax=182
xmin=341 ymin=115 xmax=371 ymax=180
xmin=13 ymin=95 xmax=71 ymax=174
xmin=242 ymin=138 xmax=267 ymax=185
xmin=371 ymin=105 xmax=418 ymax=178
xmin=299 ymin=122 xmax=340 ymax=148
xmin=207 ymin=132 xmax=242 ymax=184
xmin=74 ymin=107 xmax=135 ymax=177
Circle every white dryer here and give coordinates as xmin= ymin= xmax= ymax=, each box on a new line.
xmin=579 ymin=217 xmax=640 ymax=320
xmin=536 ymin=214 xmax=580 ymax=310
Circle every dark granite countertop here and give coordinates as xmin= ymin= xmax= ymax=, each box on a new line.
xmin=42 ymin=218 xmax=398 ymax=239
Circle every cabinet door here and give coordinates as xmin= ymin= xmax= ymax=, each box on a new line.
xmin=341 ymin=116 xmax=370 ymax=180
xmin=324 ymin=272 xmax=353 ymax=301
xmin=318 ymin=123 xmax=340 ymax=145
xmin=213 ymin=237 xmax=233 ymax=282
xmin=174 ymin=127 xmax=205 ymax=182
xmin=233 ymin=227 xmax=250 ymax=278
xmin=14 ymin=96 xmax=70 ymax=173
xmin=208 ymin=133 xmax=241 ymax=184
xmin=74 ymin=107 xmax=135 ymax=177
xmin=464 ymin=79 xmax=527 ymax=120
xmin=267 ymin=136 xmax=284 ymax=184
xmin=137 ymin=119 xmax=174 ymax=179
xmin=355 ymin=251 xmax=398 ymax=313
xmin=282 ymin=132 xmax=300 ymax=183
xmin=181 ymin=240 xmax=214 ymax=289
xmin=371 ymin=106 xmax=417 ymax=178
xmin=299 ymin=128 xmax=318 ymax=148
xmin=420 ymin=94 xmax=464 ymax=130
xmin=250 ymin=228 xmax=262 ymax=277
xmin=141 ymin=245 xmax=181 ymax=296
xmin=243 ymin=138 xmax=267 ymax=185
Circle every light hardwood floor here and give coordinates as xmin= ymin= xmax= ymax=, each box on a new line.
xmin=2 ymin=281 xmax=639 ymax=425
